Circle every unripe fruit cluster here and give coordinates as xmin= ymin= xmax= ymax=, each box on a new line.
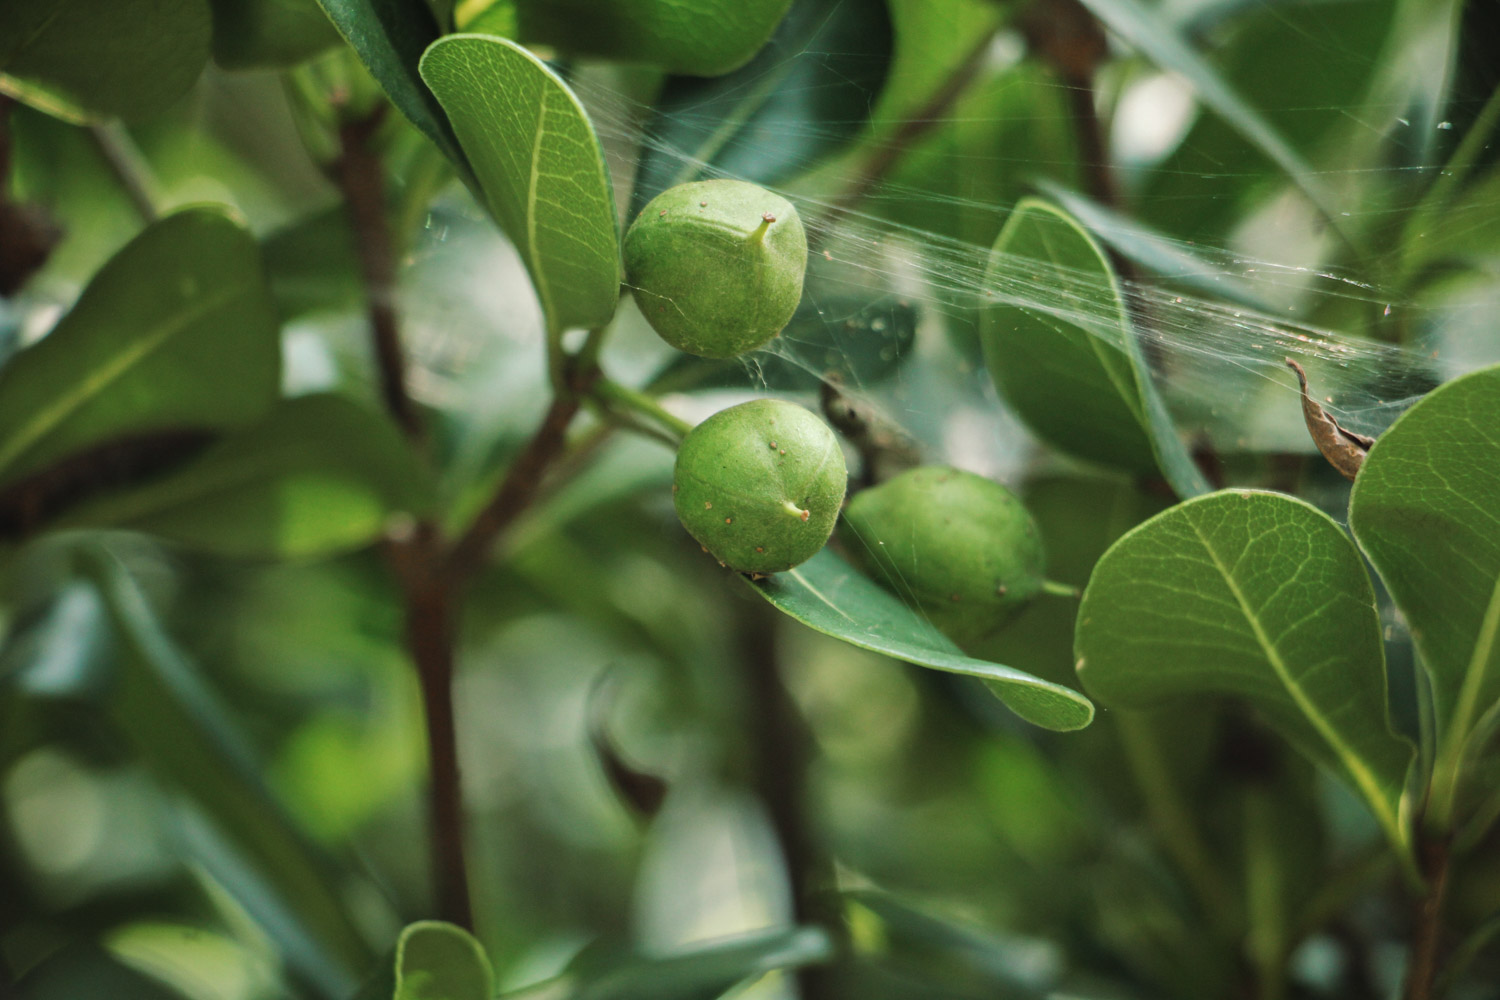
xmin=840 ymin=466 xmax=1046 ymax=643
xmin=673 ymin=399 xmax=846 ymax=575
xmin=624 ymin=179 xmax=807 ymax=359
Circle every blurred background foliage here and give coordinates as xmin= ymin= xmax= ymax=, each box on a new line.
xmin=1 ymin=0 xmax=1499 ymax=997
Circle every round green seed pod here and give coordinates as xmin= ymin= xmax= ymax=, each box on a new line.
xmin=674 ymin=399 xmax=846 ymax=574
xmin=840 ymin=466 xmax=1045 ymax=644
xmin=624 ymin=180 xmax=807 ymax=359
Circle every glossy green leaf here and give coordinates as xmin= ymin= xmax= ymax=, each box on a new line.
xmin=315 ymin=0 xmax=470 ymax=174
xmin=629 ymin=0 xmax=893 ymax=213
xmin=263 ymin=207 xmax=363 ymax=319
xmin=751 ymin=549 xmax=1094 ymax=731
xmin=207 ymin=0 xmax=342 ymax=68
xmin=17 ymin=944 xmax=187 ymax=1000
xmin=82 ymin=549 xmax=369 ymax=995
xmin=0 ymin=208 xmax=280 ymax=489
xmin=1075 ymin=0 xmax=1355 ymax=243
xmin=556 ymin=927 xmax=832 ymax=1000
xmin=421 ymin=34 xmax=622 ymax=333
xmin=1139 ymin=0 xmax=1397 ymax=242
xmin=1034 ymin=180 xmax=1277 ymax=312
xmin=358 ymin=921 xmax=494 ymax=1000
xmin=56 ymin=395 xmax=432 ymax=558
xmin=0 ymin=0 xmax=210 ymax=123
xmin=512 ymin=0 xmax=790 ymax=77
xmin=980 ymin=198 xmax=1208 ymax=497
xmin=1349 ymin=364 xmax=1500 ymax=827
xmin=1075 ymin=490 xmax=1413 ymax=851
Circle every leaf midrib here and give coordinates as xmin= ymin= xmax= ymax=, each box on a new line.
xmin=1446 ymin=571 xmax=1500 ymax=754
xmin=1186 ymin=515 xmax=1401 ymax=844
xmin=0 ymin=281 xmax=246 ymax=477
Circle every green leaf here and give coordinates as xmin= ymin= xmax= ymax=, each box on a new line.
xmin=557 ymin=927 xmax=832 ymax=1000
xmin=1034 ymin=180 xmax=1277 ymax=312
xmin=17 ymin=944 xmax=188 ymax=1000
xmin=1138 ymin=0 xmax=1398 ymax=242
xmin=1074 ymin=0 xmax=1357 ymax=246
xmin=81 ymin=549 xmax=370 ymax=995
xmin=980 ymin=198 xmax=1208 ymax=497
xmin=0 ymin=208 xmax=281 ymax=488
xmin=315 ymin=0 xmax=471 ymax=174
xmin=1075 ymin=490 xmax=1413 ymax=852
xmin=263 ymin=207 xmax=363 ymax=320
xmin=56 ymin=395 xmax=433 ymax=559
xmin=207 ymin=0 xmax=342 ymax=69
xmin=512 ymin=0 xmax=791 ymax=77
xmin=420 ymin=34 xmax=622 ymax=334
xmin=628 ymin=0 xmax=893 ymax=214
xmin=1349 ymin=364 xmax=1500 ymax=828
xmin=750 ymin=549 xmax=1094 ymax=731
xmin=358 ymin=921 xmax=494 ymax=1000
xmin=0 ymin=0 xmax=210 ymax=123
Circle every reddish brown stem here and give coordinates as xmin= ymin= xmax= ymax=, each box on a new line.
xmin=396 ymin=530 xmax=475 ymax=929
xmin=335 ymin=108 xmax=422 ymax=441
xmin=738 ymin=598 xmax=840 ymax=998
xmin=1403 ymin=836 xmax=1453 ymax=1000
xmin=829 ymin=27 xmax=997 ymax=220
xmin=447 ymin=380 xmax=590 ymax=583
xmin=335 ymin=106 xmax=472 ymax=930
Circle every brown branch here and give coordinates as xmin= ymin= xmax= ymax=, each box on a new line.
xmin=737 ymin=597 xmax=840 ymax=998
xmin=334 ymin=105 xmax=472 ymax=929
xmin=1403 ymin=835 xmax=1453 ymax=1000
xmin=389 ymin=526 xmax=474 ymax=930
xmin=0 ymin=96 xmax=63 ymax=295
xmin=828 ymin=27 xmax=997 ymax=221
xmin=0 ymin=429 xmax=216 ymax=538
xmin=447 ymin=377 xmax=591 ymax=584
xmin=335 ymin=107 xmax=422 ymax=440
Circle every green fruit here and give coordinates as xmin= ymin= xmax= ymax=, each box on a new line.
xmin=840 ymin=466 xmax=1045 ymax=644
xmin=674 ymin=399 xmax=846 ymax=574
xmin=624 ymin=180 xmax=807 ymax=359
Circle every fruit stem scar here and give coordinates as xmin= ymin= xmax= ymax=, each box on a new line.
xmin=747 ymin=213 xmax=776 ymax=247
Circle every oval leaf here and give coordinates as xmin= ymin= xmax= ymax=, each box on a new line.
xmin=0 ymin=208 xmax=281 ymax=488
xmin=629 ymin=0 xmax=893 ymax=213
xmin=0 ymin=0 xmax=210 ymax=123
xmin=396 ymin=921 xmax=493 ymax=1000
xmin=981 ymin=198 xmax=1208 ymax=498
xmin=315 ymin=0 xmax=471 ymax=174
xmin=513 ymin=0 xmax=791 ymax=77
xmin=751 ymin=549 xmax=1094 ymax=731
xmin=1349 ymin=364 xmax=1500 ymax=824
xmin=81 ymin=550 xmax=370 ymax=993
xmin=1074 ymin=0 xmax=1355 ymax=244
xmin=421 ymin=34 xmax=622 ymax=333
xmin=55 ymin=395 xmax=434 ymax=558
xmin=1075 ymin=490 xmax=1413 ymax=850
xmin=560 ymin=927 xmax=831 ymax=1000
xmin=207 ymin=0 xmax=342 ymax=68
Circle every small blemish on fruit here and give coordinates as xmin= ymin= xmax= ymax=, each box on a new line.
xmin=950 ymin=593 xmax=961 ymax=602
xmin=704 ymin=501 xmax=712 ymax=509
xmin=699 ymin=201 xmax=707 ymax=207
xmin=755 ymin=546 xmax=765 ymax=553
xmin=769 ymin=441 xmax=777 ymax=448
xmin=659 ymin=210 xmax=667 ymax=217
xmin=779 ymin=449 xmax=786 ymax=456
xmin=724 ymin=517 xmax=733 ymax=524
xmin=996 ymin=584 xmax=1008 ymax=596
